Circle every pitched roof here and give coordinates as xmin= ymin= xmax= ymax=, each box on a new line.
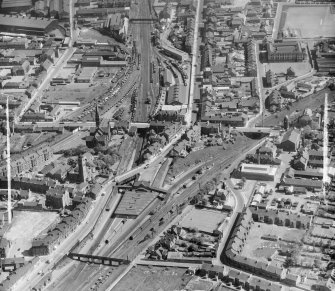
xmin=281 ymin=129 xmax=300 ymax=145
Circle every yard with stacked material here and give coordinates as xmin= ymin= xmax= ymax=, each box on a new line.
xmin=113 ymin=266 xmax=192 ymax=291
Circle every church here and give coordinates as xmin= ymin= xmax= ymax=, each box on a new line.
xmin=85 ymin=105 xmax=111 ymax=148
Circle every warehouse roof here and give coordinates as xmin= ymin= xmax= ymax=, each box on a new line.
xmin=114 ymin=191 xmax=157 ymax=217
xmin=241 ymin=163 xmax=277 ymax=176
xmin=1 ymin=0 xmax=32 ymax=8
xmin=281 ymin=178 xmax=322 ymax=189
xmin=0 ymin=14 xmax=57 ymax=30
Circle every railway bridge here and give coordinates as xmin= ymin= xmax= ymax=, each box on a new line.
xmin=129 ymin=18 xmax=158 ymax=23
xmin=68 ymin=253 xmax=130 ymax=266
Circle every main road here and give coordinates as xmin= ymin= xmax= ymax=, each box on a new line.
xmin=185 ymin=0 xmax=202 ymax=127
xmin=133 ymin=0 xmax=154 ymax=122
xmin=13 ymin=180 xmax=116 ymax=291
xmin=16 ymin=47 xmax=76 ymax=123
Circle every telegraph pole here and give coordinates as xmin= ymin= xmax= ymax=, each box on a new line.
xmin=6 ymin=96 xmax=11 ymax=224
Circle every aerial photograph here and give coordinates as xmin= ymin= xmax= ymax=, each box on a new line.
xmin=0 ymin=0 xmax=334 ymax=290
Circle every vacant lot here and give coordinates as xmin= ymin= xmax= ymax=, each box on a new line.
xmin=44 ymin=83 xmax=109 ymax=106
xmin=280 ymin=5 xmax=335 ymax=38
xmin=113 ymin=266 xmax=192 ymax=291
xmin=179 ymin=207 xmax=227 ymax=233
xmin=4 ymin=211 xmax=59 ymax=257
xmin=241 ymin=222 xmax=306 ymax=262
xmin=79 ymin=28 xmax=121 ymax=44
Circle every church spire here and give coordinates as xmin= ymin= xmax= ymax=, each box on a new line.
xmin=95 ymin=103 xmax=100 ymax=128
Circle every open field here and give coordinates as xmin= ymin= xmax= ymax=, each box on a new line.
xmin=184 ymin=277 xmax=214 ymax=291
xmin=260 ymin=88 xmax=335 ymax=127
xmin=4 ymin=211 xmax=59 ymax=257
xmin=178 ymin=207 xmax=227 ymax=233
xmin=113 ymin=265 xmax=192 ymax=291
xmin=241 ymin=222 xmax=306 ymax=262
xmin=279 ymin=5 xmax=335 ymax=38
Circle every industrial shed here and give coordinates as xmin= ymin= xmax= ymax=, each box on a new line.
xmin=240 ymin=163 xmax=278 ymax=181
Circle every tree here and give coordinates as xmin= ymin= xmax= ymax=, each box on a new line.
xmin=283 ymin=257 xmax=294 ymax=268
xmin=241 ymin=177 xmax=247 ymax=189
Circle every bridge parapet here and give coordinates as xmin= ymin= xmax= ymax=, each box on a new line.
xmin=68 ymin=253 xmax=130 ymax=266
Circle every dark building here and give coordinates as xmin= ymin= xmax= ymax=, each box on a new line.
xmin=279 ymin=129 xmax=300 ymax=152
xmin=267 ymin=41 xmax=304 ymax=63
xmin=0 ymin=14 xmax=59 ymax=36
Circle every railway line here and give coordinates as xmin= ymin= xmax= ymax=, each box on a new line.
xmin=45 ymin=136 xmax=263 ymax=291
xmin=132 ymin=0 xmax=160 ymax=122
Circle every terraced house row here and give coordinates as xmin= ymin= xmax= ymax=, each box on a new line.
xmin=30 ymin=198 xmax=92 ymax=256
xmin=222 ymin=208 xmax=309 ymax=287
xmin=0 ymin=146 xmax=53 ymax=176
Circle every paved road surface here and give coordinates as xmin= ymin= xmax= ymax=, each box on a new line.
xmin=185 ymin=0 xmax=202 ymax=127
xmin=16 ymin=48 xmax=76 ymax=123
xmin=134 ymin=0 xmax=153 ymax=122
xmin=14 ymin=180 xmax=116 ymax=291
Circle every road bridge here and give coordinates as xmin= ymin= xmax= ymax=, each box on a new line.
xmin=130 ymin=122 xmax=150 ymax=128
xmin=130 ymin=18 xmax=158 ymax=23
xmin=235 ymin=127 xmax=273 ymax=134
xmin=68 ymin=253 xmax=130 ymax=266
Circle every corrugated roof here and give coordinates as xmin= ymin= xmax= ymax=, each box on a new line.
xmin=0 ymin=14 xmax=57 ymax=30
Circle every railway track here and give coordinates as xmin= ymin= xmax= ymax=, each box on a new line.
xmin=109 ymin=139 xmax=262 ymax=260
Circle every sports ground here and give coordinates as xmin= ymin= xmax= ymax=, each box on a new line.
xmin=279 ymin=5 xmax=335 ymax=38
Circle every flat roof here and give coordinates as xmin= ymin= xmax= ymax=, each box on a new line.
xmin=114 ymin=191 xmax=157 ymax=217
xmin=0 ymin=14 xmax=57 ymax=30
xmin=241 ymin=163 xmax=277 ymax=176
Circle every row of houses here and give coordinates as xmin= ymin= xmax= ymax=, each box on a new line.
xmin=0 ymin=146 xmax=53 ymax=177
xmin=198 ymin=264 xmax=283 ymax=291
xmin=30 ymin=198 xmax=92 ymax=256
xmin=222 ymin=207 xmax=307 ymax=286
xmin=143 ymin=122 xmax=184 ymax=160
xmin=0 ymin=257 xmax=40 ymax=291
